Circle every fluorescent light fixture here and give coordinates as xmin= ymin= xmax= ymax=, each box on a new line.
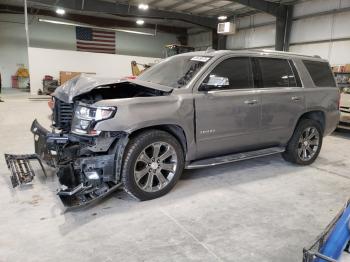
xmin=136 ymin=19 xmax=145 ymax=25
xmin=56 ymin=8 xmax=65 ymax=15
xmin=218 ymin=15 xmax=227 ymax=21
xmin=38 ymin=18 xmax=155 ymax=36
xmin=138 ymin=3 xmax=149 ymax=10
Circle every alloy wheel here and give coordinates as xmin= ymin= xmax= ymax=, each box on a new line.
xmin=134 ymin=142 xmax=178 ymax=192
xmin=297 ymin=127 xmax=320 ymax=161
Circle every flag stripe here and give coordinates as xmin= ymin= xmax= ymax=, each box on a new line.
xmin=77 ymin=48 xmax=115 ymax=54
xmin=77 ymin=46 xmax=115 ymax=51
xmin=93 ymin=30 xmax=115 ymax=35
xmin=77 ymin=41 xmax=115 ymax=47
xmin=92 ymin=37 xmax=115 ymax=42
xmin=76 ymin=26 xmax=116 ymax=54
xmin=92 ymin=33 xmax=115 ymax=38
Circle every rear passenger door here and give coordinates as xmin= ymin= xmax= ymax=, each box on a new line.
xmin=253 ymin=57 xmax=305 ymax=146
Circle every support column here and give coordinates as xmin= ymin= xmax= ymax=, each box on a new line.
xmin=212 ymin=29 xmax=227 ymax=50
xmin=275 ymin=5 xmax=293 ymax=51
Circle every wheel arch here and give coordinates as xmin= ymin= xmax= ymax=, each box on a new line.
xmin=128 ymin=124 xmax=188 ymax=156
xmin=295 ymin=110 xmax=326 ymax=132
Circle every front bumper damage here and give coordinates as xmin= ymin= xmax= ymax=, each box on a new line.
xmin=30 ymin=119 xmax=128 ymax=209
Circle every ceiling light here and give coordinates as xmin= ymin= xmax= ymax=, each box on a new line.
xmin=138 ymin=3 xmax=149 ymax=10
xmin=218 ymin=16 xmax=227 ymax=21
xmin=56 ymin=8 xmax=65 ymax=15
xmin=136 ymin=19 xmax=145 ymax=25
xmin=38 ymin=18 xmax=155 ymax=36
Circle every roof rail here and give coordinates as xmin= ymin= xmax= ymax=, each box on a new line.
xmin=250 ymin=49 xmax=323 ymax=59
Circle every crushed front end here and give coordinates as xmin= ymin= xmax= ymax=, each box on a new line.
xmin=31 ymin=97 xmax=128 ymax=209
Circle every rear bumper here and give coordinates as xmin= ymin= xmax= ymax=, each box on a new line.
xmin=324 ymin=110 xmax=341 ymax=136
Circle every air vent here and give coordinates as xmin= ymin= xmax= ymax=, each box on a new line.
xmin=217 ymin=22 xmax=236 ymax=35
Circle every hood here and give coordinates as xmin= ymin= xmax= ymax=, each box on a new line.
xmin=53 ymin=74 xmax=173 ymax=103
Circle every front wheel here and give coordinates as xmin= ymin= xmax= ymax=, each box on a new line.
xmin=122 ymin=130 xmax=184 ymax=201
xmin=282 ymin=119 xmax=323 ymax=165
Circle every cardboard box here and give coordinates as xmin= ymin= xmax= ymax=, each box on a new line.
xmin=344 ymin=64 xmax=350 ymax=73
xmin=332 ymin=65 xmax=345 ymax=73
xmin=59 ymin=71 xmax=95 ymax=85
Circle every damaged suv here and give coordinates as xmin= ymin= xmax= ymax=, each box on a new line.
xmin=31 ymin=50 xmax=339 ymax=208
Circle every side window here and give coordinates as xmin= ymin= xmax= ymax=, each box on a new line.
xmin=256 ymin=58 xmax=297 ymax=88
xmin=202 ymin=57 xmax=253 ymax=90
xmin=303 ymin=60 xmax=336 ymax=87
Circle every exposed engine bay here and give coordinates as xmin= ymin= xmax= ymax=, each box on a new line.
xmin=75 ymin=82 xmax=168 ymax=104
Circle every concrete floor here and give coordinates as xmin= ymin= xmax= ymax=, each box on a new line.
xmin=1 ymin=89 xmax=350 ymax=262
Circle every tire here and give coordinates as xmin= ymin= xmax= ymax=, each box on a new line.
xmin=282 ymin=119 xmax=323 ymax=165
xmin=122 ymin=130 xmax=185 ymax=201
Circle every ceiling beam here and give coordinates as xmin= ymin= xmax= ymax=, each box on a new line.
xmin=0 ymin=4 xmax=188 ymax=35
xmin=165 ymin=0 xmax=191 ymax=10
xmin=182 ymin=0 xmax=226 ymax=13
xmin=27 ymin=0 xmax=217 ymax=28
xmin=226 ymin=0 xmax=281 ymax=16
xmin=196 ymin=3 xmax=239 ymax=15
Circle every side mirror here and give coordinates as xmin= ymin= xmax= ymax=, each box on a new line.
xmin=199 ymin=75 xmax=230 ymax=91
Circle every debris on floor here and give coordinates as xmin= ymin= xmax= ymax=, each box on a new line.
xmin=4 ymin=153 xmax=47 ymax=188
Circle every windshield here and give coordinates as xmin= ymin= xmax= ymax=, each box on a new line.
xmin=138 ymin=55 xmax=211 ymax=88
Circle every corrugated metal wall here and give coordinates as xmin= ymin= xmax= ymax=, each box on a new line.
xmin=226 ymin=0 xmax=350 ymax=65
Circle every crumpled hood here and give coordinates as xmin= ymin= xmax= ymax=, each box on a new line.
xmin=53 ymin=74 xmax=173 ymax=103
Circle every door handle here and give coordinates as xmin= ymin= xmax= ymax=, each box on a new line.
xmin=291 ymin=96 xmax=302 ymax=102
xmin=244 ymin=99 xmax=258 ymax=105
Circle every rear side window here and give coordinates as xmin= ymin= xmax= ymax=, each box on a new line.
xmin=303 ymin=60 xmax=336 ymax=87
xmin=256 ymin=58 xmax=298 ymax=88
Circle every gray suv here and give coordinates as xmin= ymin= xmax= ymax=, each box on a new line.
xmin=31 ymin=50 xmax=340 ymax=208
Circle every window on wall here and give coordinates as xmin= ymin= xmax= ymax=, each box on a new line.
xmin=256 ymin=58 xmax=298 ymax=88
xmin=303 ymin=60 xmax=336 ymax=87
xmin=203 ymin=57 xmax=253 ymax=90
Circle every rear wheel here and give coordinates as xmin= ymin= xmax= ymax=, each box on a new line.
xmin=282 ymin=119 xmax=323 ymax=165
xmin=122 ymin=130 xmax=184 ymax=201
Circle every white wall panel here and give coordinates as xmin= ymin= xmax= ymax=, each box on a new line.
xmin=28 ymin=47 xmax=160 ymax=95
xmin=227 ymin=24 xmax=275 ymax=49
xmin=237 ymin=13 xmax=275 ymax=28
xmin=340 ymin=0 xmax=350 ymax=8
xmin=329 ymin=41 xmax=350 ymax=64
xmin=290 ymin=40 xmax=350 ymax=65
xmin=293 ymin=0 xmax=340 ymax=17
xmin=290 ymin=14 xmax=333 ymax=43
xmin=226 ymin=29 xmax=249 ymax=49
xmin=290 ymin=42 xmax=331 ymax=60
xmin=333 ymin=11 xmax=350 ymax=39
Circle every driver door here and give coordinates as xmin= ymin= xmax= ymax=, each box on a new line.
xmin=194 ymin=57 xmax=261 ymax=159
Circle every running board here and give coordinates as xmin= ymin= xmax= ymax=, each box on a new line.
xmin=186 ymin=147 xmax=285 ymax=169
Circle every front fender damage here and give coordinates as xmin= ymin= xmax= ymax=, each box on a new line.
xmin=29 ymin=119 xmax=129 ymax=209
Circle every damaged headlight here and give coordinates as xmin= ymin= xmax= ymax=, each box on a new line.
xmin=72 ymin=105 xmax=116 ymax=135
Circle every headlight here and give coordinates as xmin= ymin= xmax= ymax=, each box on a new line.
xmin=72 ymin=105 xmax=116 ymax=135
xmin=75 ymin=105 xmax=115 ymax=121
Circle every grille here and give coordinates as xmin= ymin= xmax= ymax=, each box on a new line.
xmin=53 ymin=99 xmax=74 ymax=132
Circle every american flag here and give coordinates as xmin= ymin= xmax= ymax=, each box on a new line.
xmin=76 ymin=26 xmax=115 ymax=54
